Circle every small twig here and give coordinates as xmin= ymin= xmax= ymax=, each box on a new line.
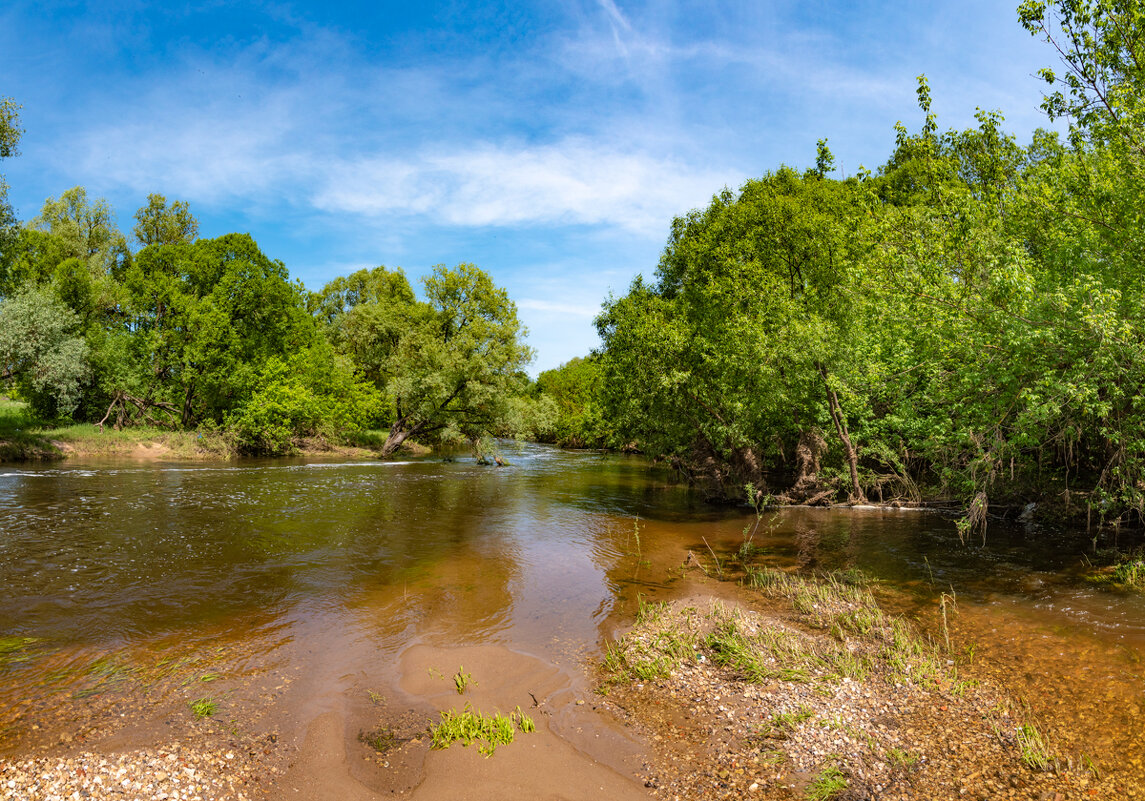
xmin=701 ymin=536 xmax=723 ymax=579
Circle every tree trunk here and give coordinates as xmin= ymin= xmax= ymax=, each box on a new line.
xmin=819 ymin=364 xmax=865 ymax=504
xmin=380 ymin=421 xmax=411 ymax=458
xmin=181 ymin=382 xmax=196 ymax=428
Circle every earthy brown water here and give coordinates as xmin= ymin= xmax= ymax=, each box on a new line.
xmin=1 ymin=444 xmax=1143 ymax=782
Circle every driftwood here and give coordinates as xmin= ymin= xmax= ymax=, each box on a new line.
xmin=96 ymin=392 xmax=180 ymax=432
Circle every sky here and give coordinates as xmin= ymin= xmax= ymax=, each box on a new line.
xmin=0 ymin=0 xmax=1061 ymax=374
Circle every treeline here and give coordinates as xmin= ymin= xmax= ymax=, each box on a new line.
xmin=0 ymin=125 xmax=545 ymax=455
xmin=543 ymin=0 xmax=1145 ymax=527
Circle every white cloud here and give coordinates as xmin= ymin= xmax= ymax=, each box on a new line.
xmin=518 ymin=298 xmax=601 ymax=318
xmin=310 ymin=139 xmax=737 ymax=235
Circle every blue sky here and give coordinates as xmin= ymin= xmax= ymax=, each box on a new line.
xmin=1 ymin=0 xmax=1059 ymax=373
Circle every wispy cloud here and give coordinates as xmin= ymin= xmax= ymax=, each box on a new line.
xmin=518 ymin=298 xmax=601 ymax=318
xmin=310 ymin=139 xmax=734 ymax=234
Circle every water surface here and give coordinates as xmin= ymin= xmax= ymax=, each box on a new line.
xmin=1 ymin=445 xmax=1142 ymax=778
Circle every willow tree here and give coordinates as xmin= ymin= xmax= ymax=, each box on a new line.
xmin=311 ymin=263 xmax=531 ymax=456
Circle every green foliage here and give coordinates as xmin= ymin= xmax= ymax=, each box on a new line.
xmin=592 ymin=15 xmax=1145 ymax=526
xmin=453 ymin=665 xmax=473 ymax=694
xmin=805 ymin=764 xmax=848 ymax=800
xmin=225 ymin=346 xmax=382 ymax=455
xmin=0 ymin=97 xmax=21 ymax=287
xmin=133 ymin=193 xmax=198 ymax=247
xmin=534 ymin=356 xmax=610 ymax=447
xmin=430 ymin=704 xmax=521 ymax=757
xmin=596 ymin=165 xmax=874 ymax=498
xmin=189 ymin=697 xmax=217 ymax=719
xmin=1016 ymin=721 xmax=1054 ymax=771
xmin=0 ymin=285 xmax=90 ymax=417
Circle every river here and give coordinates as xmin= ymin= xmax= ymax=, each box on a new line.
xmin=1 ymin=443 xmax=1143 ymax=792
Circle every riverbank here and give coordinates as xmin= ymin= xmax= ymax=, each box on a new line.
xmin=4 ymin=566 xmax=1139 ymax=800
xmin=596 ymin=567 xmax=1137 ymax=800
xmin=0 ymin=424 xmax=432 ymax=462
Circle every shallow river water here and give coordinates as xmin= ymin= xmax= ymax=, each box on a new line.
xmin=1 ymin=444 xmax=1143 ymax=786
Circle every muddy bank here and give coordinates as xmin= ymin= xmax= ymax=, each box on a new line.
xmin=596 ymin=568 xmax=1138 ymax=800
xmin=0 ymin=429 xmax=431 ymax=463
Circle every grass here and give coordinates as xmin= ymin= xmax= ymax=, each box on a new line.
xmin=886 ymin=746 xmax=919 ymax=770
xmin=805 ymin=763 xmax=848 ymax=800
xmin=1112 ymin=559 xmax=1145 ymax=589
xmin=0 ymin=399 xmax=61 ymax=460
xmin=453 ymin=665 xmax=474 ymax=694
xmin=1016 ymin=722 xmax=1054 ymax=772
xmin=747 ymin=566 xmax=952 ymax=688
xmin=759 ymin=705 xmax=814 ymax=739
xmin=430 ymin=704 xmax=523 ymax=757
xmin=190 ymin=697 xmax=218 ymax=719
xmin=512 ymin=705 xmax=535 ymax=733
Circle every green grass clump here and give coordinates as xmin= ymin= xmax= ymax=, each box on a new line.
xmin=886 ymin=746 xmax=919 ymax=770
xmin=1016 ymin=722 xmax=1054 ymax=771
xmin=511 ymin=705 xmax=535 ymax=733
xmin=603 ymin=625 xmax=696 ymax=685
xmin=1112 ymin=559 xmax=1145 ymax=589
xmin=430 ymin=704 xmax=523 ymax=757
xmin=806 ymin=764 xmax=848 ymax=800
xmin=453 ymin=665 xmax=474 ymax=694
xmin=190 ymin=697 xmax=217 ymax=718
xmin=706 ymin=619 xmax=820 ymax=683
xmin=759 ymin=705 xmax=814 ymax=739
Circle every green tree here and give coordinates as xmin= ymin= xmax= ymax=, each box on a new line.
xmin=311 ymin=266 xmax=418 ymax=390
xmin=0 ymin=97 xmax=23 ymax=290
xmin=378 ymin=263 xmax=533 ymax=456
xmin=598 ymin=165 xmax=875 ymax=500
xmin=133 ymin=194 xmax=199 ymax=247
xmin=117 ymin=233 xmax=315 ymax=428
xmin=0 ymin=285 xmax=90 ymax=417
xmin=534 ymin=356 xmax=609 ymax=447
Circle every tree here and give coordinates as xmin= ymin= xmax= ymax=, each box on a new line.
xmin=1019 ymin=0 xmax=1145 ymax=155
xmin=598 ymin=165 xmax=875 ymax=500
xmin=311 ymin=266 xmax=418 ymax=390
xmin=0 ymin=97 xmax=23 ymax=289
xmin=378 ymin=263 xmax=533 ymax=456
xmin=534 ymin=356 xmax=610 ymax=447
xmin=118 ymin=233 xmax=315 ymax=428
xmin=133 ymin=194 xmax=199 ymax=247
xmin=0 ymin=285 xmax=90 ymax=417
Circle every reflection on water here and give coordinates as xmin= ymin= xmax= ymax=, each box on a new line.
xmin=2 ymin=446 xmax=1144 ymax=776
xmin=0 ymin=448 xmax=691 ymax=648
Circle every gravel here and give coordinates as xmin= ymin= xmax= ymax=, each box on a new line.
xmin=597 ymin=588 xmax=1138 ymax=800
xmin=1 ymin=735 xmax=281 ymax=801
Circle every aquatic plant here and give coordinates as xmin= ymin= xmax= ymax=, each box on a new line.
xmin=359 ymin=726 xmax=399 ymax=753
xmin=453 ymin=665 xmax=474 ymax=694
xmin=190 ymin=697 xmax=217 ymax=719
xmin=430 ymin=704 xmax=520 ymax=757
xmin=0 ymin=636 xmax=41 ymax=667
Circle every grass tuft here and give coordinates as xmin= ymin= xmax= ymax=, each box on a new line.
xmin=806 ymin=763 xmax=848 ymax=800
xmin=453 ymin=665 xmax=474 ymax=694
xmin=190 ymin=697 xmax=217 ymax=719
xmin=430 ymin=704 xmax=527 ymax=757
